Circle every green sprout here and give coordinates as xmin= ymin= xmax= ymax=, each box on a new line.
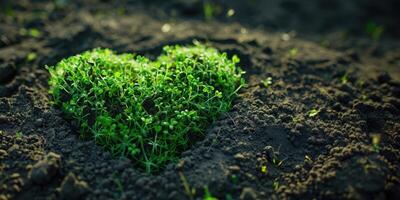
xmin=365 ymin=21 xmax=384 ymax=41
xmin=203 ymin=186 xmax=218 ymax=200
xmin=27 ymin=52 xmax=37 ymax=62
xmin=371 ymin=134 xmax=381 ymax=152
xmin=261 ymin=77 xmax=272 ymax=88
xmin=15 ymin=131 xmax=23 ymax=139
xmin=19 ymin=28 xmax=42 ymax=38
xmin=308 ymin=108 xmax=320 ymax=117
xmin=341 ymin=73 xmax=349 ymax=84
xmin=203 ymin=1 xmax=214 ymax=20
xmin=289 ymin=48 xmax=298 ymax=58
xmin=47 ymin=44 xmax=245 ymax=173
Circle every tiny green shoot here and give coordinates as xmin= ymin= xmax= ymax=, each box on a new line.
xmin=365 ymin=21 xmax=384 ymax=41
xmin=308 ymin=108 xmax=320 ymax=117
xmin=203 ymin=1 xmax=214 ymax=20
xmin=341 ymin=73 xmax=349 ymax=84
xmin=15 ymin=131 xmax=23 ymax=138
xmin=203 ymin=186 xmax=218 ymax=200
xmin=289 ymin=48 xmax=298 ymax=58
xmin=27 ymin=52 xmax=37 ymax=62
xmin=261 ymin=77 xmax=272 ymax=88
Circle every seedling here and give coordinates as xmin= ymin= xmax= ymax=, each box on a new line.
xmin=19 ymin=28 xmax=42 ymax=38
xmin=203 ymin=186 xmax=218 ymax=200
xmin=371 ymin=134 xmax=381 ymax=152
xmin=27 ymin=52 xmax=37 ymax=62
xmin=289 ymin=48 xmax=298 ymax=58
xmin=261 ymin=165 xmax=268 ymax=174
xmin=308 ymin=108 xmax=320 ymax=117
xmin=341 ymin=73 xmax=349 ymax=84
xmin=15 ymin=131 xmax=23 ymax=138
xmin=272 ymin=179 xmax=280 ymax=191
xmin=365 ymin=21 xmax=384 ymax=41
xmin=180 ymin=172 xmax=195 ymax=199
xmin=48 ymin=44 xmax=244 ymax=173
xmin=261 ymin=77 xmax=272 ymax=88
xmin=203 ymin=1 xmax=214 ymax=20
xmin=226 ymin=9 xmax=235 ymax=18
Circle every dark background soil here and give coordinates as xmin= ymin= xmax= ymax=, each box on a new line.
xmin=1 ymin=0 xmax=399 ymax=199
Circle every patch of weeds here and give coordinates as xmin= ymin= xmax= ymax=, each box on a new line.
xmin=308 ymin=108 xmax=320 ymax=117
xmin=261 ymin=77 xmax=272 ymax=88
xmin=48 ymin=44 xmax=244 ymax=173
xmin=365 ymin=21 xmax=384 ymax=41
xmin=203 ymin=186 xmax=218 ymax=200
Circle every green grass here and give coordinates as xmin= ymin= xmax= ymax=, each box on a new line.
xmin=48 ymin=44 xmax=245 ymax=173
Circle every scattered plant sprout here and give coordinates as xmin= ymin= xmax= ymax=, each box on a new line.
xmin=308 ymin=108 xmax=320 ymax=117
xmin=27 ymin=52 xmax=37 ymax=62
xmin=230 ymin=174 xmax=238 ymax=184
xmin=225 ymin=194 xmax=233 ymax=200
xmin=365 ymin=21 xmax=384 ymax=41
xmin=179 ymin=172 xmax=195 ymax=199
xmin=15 ymin=131 xmax=23 ymax=138
xmin=341 ymin=73 xmax=349 ymax=84
xmin=226 ymin=9 xmax=235 ymax=17
xmin=19 ymin=28 xmax=41 ymax=38
xmin=305 ymin=155 xmax=312 ymax=162
xmin=261 ymin=77 xmax=272 ymax=88
xmin=272 ymin=179 xmax=280 ymax=191
xmin=261 ymin=165 xmax=268 ymax=174
xmin=203 ymin=186 xmax=218 ymax=200
xmin=371 ymin=134 xmax=381 ymax=152
xmin=48 ymin=44 xmax=245 ymax=173
xmin=289 ymin=47 xmax=298 ymax=58
xmin=203 ymin=1 xmax=214 ymax=20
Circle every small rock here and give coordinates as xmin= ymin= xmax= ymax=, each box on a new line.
xmin=29 ymin=152 xmax=61 ymax=185
xmin=234 ymin=153 xmax=247 ymax=160
xmin=58 ymin=173 xmax=89 ymax=200
xmin=240 ymin=187 xmax=258 ymax=200
xmin=227 ymin=165 xmax=241 ymax=172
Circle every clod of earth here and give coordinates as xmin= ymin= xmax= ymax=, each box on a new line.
xmin=28 ymin=152 xmax=61 ymax=185
xmin=48 ymin=44 xmax=245 ymax=173
xmin=58 ymin=173 xmax=90 ymax=200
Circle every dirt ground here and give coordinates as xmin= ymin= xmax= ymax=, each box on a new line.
xmin=1 ymin=0 xmax=400 ymax=199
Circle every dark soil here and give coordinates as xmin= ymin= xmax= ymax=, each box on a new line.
xmin=1 ymin=0 xmax=400 ymax=199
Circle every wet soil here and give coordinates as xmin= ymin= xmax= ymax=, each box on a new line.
xmin=1 ymin=0 xmax=400 ymax=200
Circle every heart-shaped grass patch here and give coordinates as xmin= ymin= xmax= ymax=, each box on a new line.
xmin=48 ymin=44 xmax=245 ymax=172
